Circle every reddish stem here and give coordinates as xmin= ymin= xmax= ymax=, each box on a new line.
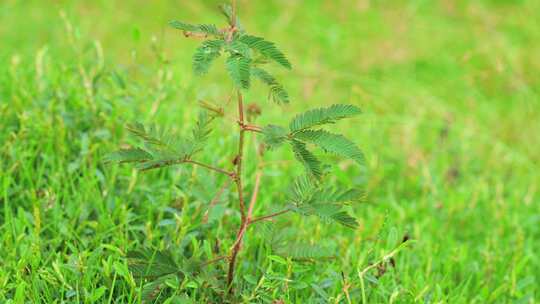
xmin=227 ymin=89 xmax=247 ymax=292
xmin=249 ymin=209 xmax=290 ymax=224
xmin=242 ymin=124 xmax=263 ymax=133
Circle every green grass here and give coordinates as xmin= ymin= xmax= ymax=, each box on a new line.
xmin=1 ymin=0 xmax=539 ymax=302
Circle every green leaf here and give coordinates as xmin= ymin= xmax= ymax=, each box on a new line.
xmin=287 ymin=175 xmax=317 ymax=205
xmin=293 ymin=203 xmax=358 ymax=228
xmin=191 ymin=111 xmax=213 ymax=148
xmin=219 ymin=4 xmax=243 ymax=30
xmin=285 ymin=176 xmax=360 ymax=228
xmin=275 ymin=243 xmax=333 ymax=259
xmin=141 ymin=274 xmax=178 ymax=304
xmin=315 ymin=188 xmax=365 ymax=204
xmin=118 ymin=123 xmax=200 ymax=171
xmin=126 ymin=122 xmax=166 ymax=146
xmin=225 ymin=55 xmax=251 ymax=89
xmin=226 ymin=40 xmax=251 ymax=58
xmin=251 ymin=67 xmax=289 ymax=104
xmin=327 ymin=210 xmax=359 ymax=228
xmin=290 ymin=140 xmax=322 ymax=179
xmin=289 ymin=104 xmax=361 ymax=133
xmin=293 ymin=130 xmax=364 ymax=165
xmin=193 ymin=40 xmax=224 ymax=75
xmin=135 ymin=159 xmax=178 ymax=171
xmin=127 ymin=249 xmax=180 ymax=279
xmin=262 ymin=125 xmax=288 ymax=149
xmin=238 ymin=35 xmax=291 ymax=69
xmin=104 ymin=148 xmax=152 ymax=164
xmin=168 ymin=21 xmax=220 ymax=36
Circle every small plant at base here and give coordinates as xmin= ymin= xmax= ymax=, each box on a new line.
xmin=105 ymin=1 xmax=366 ymax=301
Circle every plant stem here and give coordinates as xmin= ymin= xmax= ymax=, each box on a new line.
xmin=235 ymin=91 xmax=247 ymax=221
xmin=185 ymin=160 xmax=234 ymax=177
xmin=202 ymin=179 xmax=230 ymax=224
xmin=246 ymin=170 xmax=262 ymax=218
xmin=249 ymin=209 xmax=290 ymax=224
xmin=138 ymin=158 xmax=233 ymax=176
xmin=227 ymin=89 xmax=247 ymax=292
xmin=200 ymin=255 xmax=228 ymax=267
xmin=231 ymin=0 xmax=237 ymax=24
xmin=242 ymin=124 xmax=263 ymax=133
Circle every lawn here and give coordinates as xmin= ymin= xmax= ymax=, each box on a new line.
xmin=1 ymin=0 xmax=539 ymax=303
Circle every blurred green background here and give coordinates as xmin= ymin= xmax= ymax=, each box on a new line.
xmin=1 ymin=0 xmax=539 ymax=302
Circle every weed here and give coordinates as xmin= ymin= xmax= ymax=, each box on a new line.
xmin=106 ymin=1 xmax=365 ymax=301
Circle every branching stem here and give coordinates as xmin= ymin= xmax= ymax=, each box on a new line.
xmin=227 ymin=89 xmax=247 ymax=292
xmin=200 ymin=255 xmax=228 ymax=267
xmin=202 ymin=179 xmax=231 ymax=223
xmin=138 ymin=158 xmax=233 ymax=177
xmin=247 ymin=170 xmax=262 ymax=218
xmin=242 ymin=124 xmax=263 ymax=133
xmin=249 ymin=209 xmax=290 ymax=224
xmin=185 ymin=160 xmax=235 ymax=177
xmin=234 ymin=91 xmax=247 ymax=221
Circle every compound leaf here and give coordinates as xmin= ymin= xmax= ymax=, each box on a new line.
xmin=169 ymin=21 xmax=220 ymax=36
xmin=293 ymin=129 xmax=364 ymax=165
xmin=104 ymin=148 xmax=152 ymax=164
xmin=290 ymin=140 xmax=322 ymax=179
xmin=219 ymin=4 xmax=243 ymax=30
xmin=190 ymin=111 xmax=213 ymax=155
xmin=251 ymin=67 xmax=289 ymax=104
xmin=262 ymin=124 xmax=288 ymax=149
xmin=193 ymin=40 xmax=224 ymax=75
xmin=275 ymin=243 xmax=333 ymax=260
xmin=238 ymin=35 xmax=291 ymax=69
xmin=289 ymin=104 xmax=361 ymax=133
xmin=226 ymin=55 xmax=251 ymax=89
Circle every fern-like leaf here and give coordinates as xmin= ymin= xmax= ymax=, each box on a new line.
xmin=226 ymin=40 xmax=251 ymax=58
xmin=292 ymin=203 xmax=358 ymax=228
xmin=219 ymin=4 xmax=243 ymax=30
xmin=290 ymin=140 xmax=322 ymax=179
xmin=226 ymin=55 xmax=251 ymax=89
xmin=110 ymin=123 xmax=202 ymax=171
xmin=104 ymin=148 xmax=153 ymax=164
xmin=169 ymin=21 xmax=220 ymax=36
xmin=238 ymin=35 xmax=291 ymax=69
xmin=262 ymin=125 xmax=288 ymax=149
xmin=286 ymin=175 xmax=317 ymax=207
xmin=275 ymin=243 xmax=333 ymax=259
xmin=289 ymin=104 xmax=361 ymax=133
xmin=126 ymin=122 xmax=166 ymax=146
xmin=193 ymin=40 xmax=224 ymax=75
xmin=316 ymin=188 xmax=365 ymax=204
xmin=190 ymin=111 xmax=213 ymax=155
xmin=251 ymin=67 xmax=289 ymax=104
xmin=136 ymin=159 xmax=179 ymax=171
xmin=285 ymin=176 xmax=360 ymax=228
xmin=293 ymin=130 xmax=364 ymax=165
